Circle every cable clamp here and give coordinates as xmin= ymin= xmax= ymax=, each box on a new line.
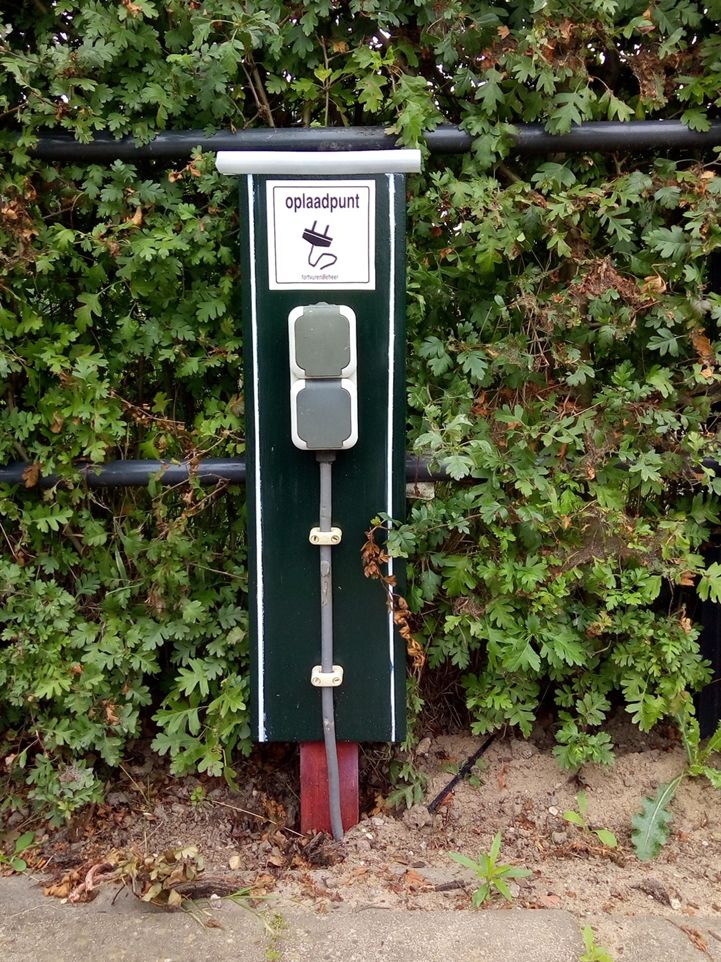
xmin=309 ymin=526 xmax=342 ymax=546
xmin=311 ymin=665 xmax=344 ymax=688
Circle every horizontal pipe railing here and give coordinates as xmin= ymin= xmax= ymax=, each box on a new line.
xmin=514 ymin=119 xmax=721 ymax=153
xmin=1 ymin=455 xmax=719 ymax=489
xmin=0 ymin=457 xmax=449 ymax=488
xmin=0 ymin=459 xmax=246 ymax=488
xmin=20 ymin=121 xmax=721 ymax=162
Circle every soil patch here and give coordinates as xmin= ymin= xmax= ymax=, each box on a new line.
xmin=8 ymin=713 xmax=721 ymax=927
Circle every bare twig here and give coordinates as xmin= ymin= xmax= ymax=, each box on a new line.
xmin=208 ymin=798 xmax=303 ymax=837
xmin=251 ymin=66 xmax=275 ymax=127
xmin=62 ymin=527 xmax=86 ymax=558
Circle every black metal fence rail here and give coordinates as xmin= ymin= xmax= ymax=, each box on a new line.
xmin=3 ymin=456 xmax=719 ymax=488
xmin=23 ymin=120 xmax=721 ymax=162
xmin=0 ymin=457 xmax=448 ymax=488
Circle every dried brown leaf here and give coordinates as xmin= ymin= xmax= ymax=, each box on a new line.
xmin=166 ymin=889 xmax=183 ymax=908
xmin=690 ymin=329 xmax=714 ymax=364
xmin=22 ymin=462 xmax=40 ymax=488
xmin=642 ymin=274 xmax=667 ymax=295
xmin=404 ymin=868 xmax=433 ymax=892
xmin=677 ymin=925 xmax=710 ymax=957
xmin=43 ymin=879 xmax=74 ymax=899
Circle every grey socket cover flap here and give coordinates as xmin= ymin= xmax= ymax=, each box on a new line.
xmin=295 ymin=304 xmax=350 ymax=377
xmin=296 ymin=380 xmax=352 ymax=449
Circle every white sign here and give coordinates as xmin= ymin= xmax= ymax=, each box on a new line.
xmin=266 ymin=180 xmax=376 ymax=290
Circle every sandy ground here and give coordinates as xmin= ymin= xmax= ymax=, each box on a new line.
xmin=5 ymin=711 xmax=717 ymax=950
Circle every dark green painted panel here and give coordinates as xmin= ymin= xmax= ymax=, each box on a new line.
xmin=240 ymin=174 xmax=406 ymax=743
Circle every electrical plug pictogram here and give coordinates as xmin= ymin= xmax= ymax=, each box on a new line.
xmin=303 ymin=222 xmax=332 ymax=247
xmin=302 ymin=221 xmax=338 ymax=269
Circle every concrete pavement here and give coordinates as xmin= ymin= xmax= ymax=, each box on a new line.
xmin=0 ymin=876 xmax=720 ymax=962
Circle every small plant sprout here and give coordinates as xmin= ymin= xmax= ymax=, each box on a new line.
xmin=449 ymin=831 xmax=532 ymax=907
xmin=190 ymin=784 xmax=207 ymax=808
xmin=0 ymin=831 xmax=35 ymax=873
xmin=563 ymin=791 xmax=617 ymax=848
xmin=580 ymin=925 xmax=615 ymax=962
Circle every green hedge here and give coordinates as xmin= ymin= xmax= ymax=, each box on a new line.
xmin=1 ymin=0 xmax=721 ymax=819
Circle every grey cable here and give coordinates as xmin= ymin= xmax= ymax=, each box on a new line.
xmin=317 ymin=452 xmax=344 ymax=841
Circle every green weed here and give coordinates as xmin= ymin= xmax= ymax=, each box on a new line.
xmin=449 ymin=831 xmax=531 ymax=907
xmin=563 ymin=791 xmax=617 ymax=848
xmin=0 ymin=831 xmax=35 ymax=873
xmin=580 ymin=925 xmax=615 ymax=962
xmin=190 ymin=784 xmax=208 ymax=808
xmin=632 ymin=714 xmax=721 ymax=861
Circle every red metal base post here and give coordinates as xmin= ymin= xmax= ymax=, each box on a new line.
xmin=300 ymin=741 xmax=359 ymax=835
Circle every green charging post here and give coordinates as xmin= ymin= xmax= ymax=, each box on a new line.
xmin=216 ymin=148 xmax=421 ymax=837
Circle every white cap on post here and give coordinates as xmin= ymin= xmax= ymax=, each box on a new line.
xmin=215 ymin=149 xmax=422 ymax=175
